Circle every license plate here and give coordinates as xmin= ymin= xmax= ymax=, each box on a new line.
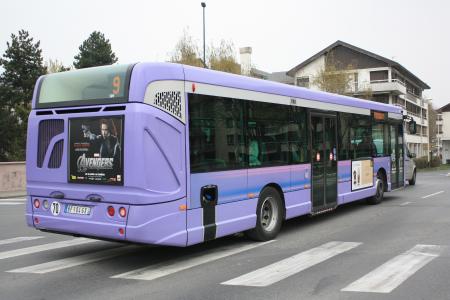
xmin=65 ymin=204 xmax=91 ymax=215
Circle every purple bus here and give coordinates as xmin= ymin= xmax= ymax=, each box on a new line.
xmin=26 ymin=62 xmax=412 ymax=246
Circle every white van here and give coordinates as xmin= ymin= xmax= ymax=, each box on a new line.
xmin=405 ymin=147 xmax=417 ymax=185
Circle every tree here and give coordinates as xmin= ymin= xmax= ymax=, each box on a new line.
xmin=73 ymin=31 xmax=118 ymax=69
xmin=169 ymin=29 xmax=204 ymax=68
xmin=170 ymin=29 xmax=241 ymax=74
xmin=0 ymin=30 xmax=46 ymax=161
xmin=312 ymin=51 xmax=353 ymax=95
xmin=209 ymin=40 xmax=240 ymax=74
xmin=46 ymin=58 xmax=70 ymax=73
xmin=428 ymin=101 xmax=437 ymax=153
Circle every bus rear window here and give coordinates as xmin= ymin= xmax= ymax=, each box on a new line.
xmin=37 ymin=64 xmax=132 ymax=108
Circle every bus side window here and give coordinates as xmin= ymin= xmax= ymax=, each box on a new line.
xmin=188 ymin=94 xmax=246 ymax=173
xmin=249 ymin=139 xmax=261 ymax=166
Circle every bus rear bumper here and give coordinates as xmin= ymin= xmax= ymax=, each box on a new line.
xmin=29 ymin=196 xmax=128 ymax=241
xmin=27 ymin=196 xmax=188 ymax=246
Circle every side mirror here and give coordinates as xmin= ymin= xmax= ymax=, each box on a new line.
xmin=408 ymin=119 xmax=417 ymax=134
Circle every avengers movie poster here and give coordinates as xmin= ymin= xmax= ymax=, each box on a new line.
xmin=69 ymin=116 xmax=124 ymax=185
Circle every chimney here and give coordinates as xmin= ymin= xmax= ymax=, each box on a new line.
xmin=240 ymin=47 xmax=252 ymax=76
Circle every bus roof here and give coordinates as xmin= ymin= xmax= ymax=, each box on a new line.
xmin=129 ymin=62 xmax=403 ymax=115
xmin=33 ymin=62 xmax=402 ymax=115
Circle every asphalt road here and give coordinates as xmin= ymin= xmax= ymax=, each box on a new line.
xmin=0 ymin=170 xmax=449 ymax=300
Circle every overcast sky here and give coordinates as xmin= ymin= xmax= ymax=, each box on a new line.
xmin=1 ymin=0 xmax=449 ymax=107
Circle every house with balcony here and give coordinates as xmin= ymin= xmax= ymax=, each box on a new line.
xmin=436 ymin=103 xmax=450 ymax=164
xmin=287 ymin=40 xmax=431 ymax=157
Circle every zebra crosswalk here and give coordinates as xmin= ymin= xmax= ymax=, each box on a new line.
xmin=222 ymin=241 xmax=361 ymax=287
xmin=0 ymin=235 xmax=446 ymax=295
xmin=0 ymin=237 xmax=97 ymax=260
xmin=111 ymin=241 xmax=274 ymax=281
xmin=0 ymin=197 xmax=27 ymax=206
xmin=342 ymin=244 xmax=442 ymax=293
xmin=0 ymin=236 xmax=43 ymax=246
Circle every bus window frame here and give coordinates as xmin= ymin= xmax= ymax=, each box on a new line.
xmin=35 ymin=64 xmax=135 ymax=109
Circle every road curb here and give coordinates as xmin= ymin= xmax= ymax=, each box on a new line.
xmin=0 ymin=191 xmax=27 ymax=199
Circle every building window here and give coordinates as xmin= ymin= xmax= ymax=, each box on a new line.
xmin=370 ymin=70 xmax=388 ymax=82
xmin=372 ymin=94 xmax=389 ymax=104
xmin=422 ymin=109 xmax=427 ymax=119
xmin=296 ymin=76 xmax=310 ymax=88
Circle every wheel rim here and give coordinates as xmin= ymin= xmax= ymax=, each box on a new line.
xmin=260 ymin=196 xmax=279 ymax=232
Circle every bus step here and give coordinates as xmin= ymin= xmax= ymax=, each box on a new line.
xmin=310 ymin=206 xmax=336 ymax=216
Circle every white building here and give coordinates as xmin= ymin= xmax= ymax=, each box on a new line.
xmin=436 ymin=103 xmax=450 ymax=164
xmin=239 ymin=47 xmax=294 ymax=85
xmin=287 ymin=41 xmax=431 ymax=157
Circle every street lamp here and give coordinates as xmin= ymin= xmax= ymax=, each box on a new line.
xmin=201 ymin=2 xmax=206 ymax=67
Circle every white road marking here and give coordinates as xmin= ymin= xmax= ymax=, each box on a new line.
xmin=421 ymin=191 xmax=444 ymax=199
xmin=8 ymin=245 xmax=137 ymax=274
xmin=342 ymin=244 xmax=442 ymax=293
xmin=112 ymin=241 xmax=274 ymax=281
xmin=0 ymin=238 xmax=98 ymax=260
xmin=0 ymin=236 xmax=44 ymax=246
xmin=221 ymin=241 xmax=362 ymax=287
xmin=0 ymin=202 xmax=24 ymax=205
xmin=400 ymin=202 xmax=412 ymax=206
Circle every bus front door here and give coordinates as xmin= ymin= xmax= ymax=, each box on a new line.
xmin=390 ymin=122 xmax=404 ymax=189
xmin=311 ymin=113 xmax=338 ymax=213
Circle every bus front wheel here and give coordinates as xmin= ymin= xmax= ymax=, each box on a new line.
xmin=367 ymin=174 xmax=384 ymax=205
xmin=245 ymin=187 xmax=283 ymax=241
xmin=409 ymin=169 xmax=416 ymax=186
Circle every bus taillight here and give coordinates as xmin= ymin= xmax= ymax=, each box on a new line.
xmin=43 ymin=199 xmax=49 ymax=209
xmin=107 ymin=206 xmax=115 ymax=217
xmin=33 ymin=199 xmax=40 ymax=209
xmin=119 ymin=207 xmax=127 ymax=218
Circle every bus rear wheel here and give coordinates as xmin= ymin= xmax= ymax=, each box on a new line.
xmin=245 ymin=187 xmax=283 ymax=241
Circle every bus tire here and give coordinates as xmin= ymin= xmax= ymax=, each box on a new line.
xmin=367 ymin=173 xmax=384 ymax=205
xmin=409 ymin=169 xmax=416 ymax=186
xmin=245 ymin=187 xmax=283 ymax=241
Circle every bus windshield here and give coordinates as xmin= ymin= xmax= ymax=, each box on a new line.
xmin=37 ymin=64 xmax=132 ymax=108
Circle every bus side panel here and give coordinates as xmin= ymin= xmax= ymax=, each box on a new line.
xmin=190 ymin=170 xmax=248 ymax=209
xmin=126 ymin=198 xmax=187 ymax=246
xmin=186 ymin=198 xmax=258 ymax=244
xmin=186 ymin=208 xmax=204 ymax=246
xmin=337 ymin=160 xmax=378 ymax=204
xmin=337 ymin=160 xmax=352 ymax=205
xmin=373 ymin=156 xmax=392 ymax=192
xmin=215 ymin=198 xmax=258 ymax=239
xmin=286 ymin=163 xmax=312 ymax=219
xmin=248 ymin=166 xmax=291 ymax=199
xmin=284 ymin=189 xmax=311 ymax=219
